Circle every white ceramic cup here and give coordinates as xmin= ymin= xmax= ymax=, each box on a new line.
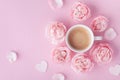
xmin=65 ymin=24 xmax=102 ymax=53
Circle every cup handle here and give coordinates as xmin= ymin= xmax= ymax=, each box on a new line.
xmin=94 ymin=36 xmax=103 ymax=40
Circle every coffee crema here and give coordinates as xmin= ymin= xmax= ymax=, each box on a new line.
xmin=68 ymin=27 xmax=91 ymax=50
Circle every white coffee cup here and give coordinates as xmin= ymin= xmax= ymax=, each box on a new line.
xmin=65 ymin=24 xmax=102 ymax=53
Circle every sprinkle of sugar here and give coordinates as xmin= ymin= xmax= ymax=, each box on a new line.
xmin=52 ymin=73 xmax=65 ymax=80
xmin=48 ymin=0 xmax=63 ymax=10
xmin=104 ymin=28 xmax=117 ymax=41
xmin=35 ymin=60 xmax=48 ymax=72
xmin=109 ymin=64 xmax=120 ymax=76
xmin=7 ymin=51 xmax=17 ymax=63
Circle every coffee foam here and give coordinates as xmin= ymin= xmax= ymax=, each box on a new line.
xmin=68 ymin=27 xmax=91 ymax=50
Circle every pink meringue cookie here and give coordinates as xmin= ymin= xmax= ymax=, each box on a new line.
xmin=71 ymin=1 xmax=91 ymax=21
xmin=91 ymin=16 xmax=108 ymax=32
xmin=52 ymin=47 xmax=72 ymax=63
xmin=46 ymin=22 xmax=67 ymax=45
xmin=71 ymin=54 xmax=94 ymax=73
xmin=90 ymin=43 xmax=113 ymax=64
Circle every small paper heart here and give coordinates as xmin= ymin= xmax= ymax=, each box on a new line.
xmin=35 ymin=61 xmax=48 ymax=72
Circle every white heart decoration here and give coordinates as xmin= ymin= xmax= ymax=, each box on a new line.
xmin=35 ymin=61 xmax=48 ymax=72
xmin=104 ymin=28 xmax=117 ymax=41
xmin=109 ymin=64 xmax=120 ymax=76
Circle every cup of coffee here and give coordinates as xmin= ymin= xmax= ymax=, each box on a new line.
xmin=65 ymin=24 xmax=102 ymax=53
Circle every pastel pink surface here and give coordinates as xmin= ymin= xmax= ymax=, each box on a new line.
xmin=0 ymin=0 xmax=120 ymax=80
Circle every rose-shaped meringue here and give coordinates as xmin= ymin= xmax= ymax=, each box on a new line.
xmin=71 ymin=1 xmax=91 ymax=21
xmin=71 ymin=54 xmax=94 ymax=73
xmin=91 ymin=16 xmax=108 ymax=32
xmin=90 ymin=43 xmax=113 ymax=64
xmin=46 ymin=22 xmax=66 ymax=45
xmin=52 ymin=47 xmax=72 ymax=63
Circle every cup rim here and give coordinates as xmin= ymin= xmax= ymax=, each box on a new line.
xmin=65 ymin=24 xmax=94 ymax=53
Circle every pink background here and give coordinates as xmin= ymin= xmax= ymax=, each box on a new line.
xmin=0 ymin=0 xmax=120 ymax=80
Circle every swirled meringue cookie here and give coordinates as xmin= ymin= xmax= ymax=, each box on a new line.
xmin=90 ymin=43 xmax=113 ymax=64
xmin=71 ymin=1 xmax=91 ymax=21
xmin=91 ymin=16 xmax=108 ymax=32
xmin=71 ymin=54 xmax=94 ymax=73
xmin=52 ymin=46 xmax=72 ymax=63
xmin=46 ymin=21 xmax=66 ymax=45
